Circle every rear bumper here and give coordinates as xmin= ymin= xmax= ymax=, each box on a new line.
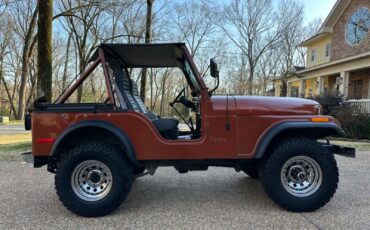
xmin=21 ymin=152 xmax=33 ymax=164
xmin=323 ymin=143 xmax=356 ymax=158
xmin=21 ymin=152 xmax=50 ymax=167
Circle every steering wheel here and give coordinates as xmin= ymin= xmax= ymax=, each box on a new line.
xmin=170 ymin=87 xmax=195 ymax=109
xmin=169 ymin=87 xmax=195 ymax=132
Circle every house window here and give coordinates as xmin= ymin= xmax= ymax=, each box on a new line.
xmin=311 ymin=48 xmax=317 ymax=63
xmin=346 ymin=7 xmax=370 ymax=46
xmin=291 ymin=86 xmax=299 ymax=97
xmin=325 ymin=44 xmax=331 ymax=57
xmin=348 ymin=80 xmax=363 ymax=99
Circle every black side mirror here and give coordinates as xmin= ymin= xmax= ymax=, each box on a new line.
xmin=210 ymin=59 xmax=219 ymax=78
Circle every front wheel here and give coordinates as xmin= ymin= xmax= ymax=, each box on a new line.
xmin=55 ymin=142 xmax=134 ymax=217
xmin=260 ymin=138 xmax=339 ymax=212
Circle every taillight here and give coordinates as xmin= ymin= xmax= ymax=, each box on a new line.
xmin=36 ymin=138 xmax=56 ymax=144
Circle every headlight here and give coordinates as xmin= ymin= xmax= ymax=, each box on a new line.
xmin=314 ymin=105 xmax=322 ymax=115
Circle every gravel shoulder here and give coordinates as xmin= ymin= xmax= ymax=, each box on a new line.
xmin=0 ymin=142 xmax=31 ymax=161
xmin=0 ymin=151 xmax=369 ymax=229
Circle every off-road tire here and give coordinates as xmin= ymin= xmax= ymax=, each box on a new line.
xmin=55 ymin=142 xmax=134 ymax=217
xmin=260 ymin=138 xmax=339 ymax=212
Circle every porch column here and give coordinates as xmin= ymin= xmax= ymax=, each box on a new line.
xmin=274 ymin=81 xmax=281 ymax=97
xmin=317 ymin=76 xmax=324 ymax=95
xmin=299 ymin=80 xmax=306 ymax=98
xmin=339 ymin=71 xmax=349 ymax=98
xmin=287 ymin=82 xmax=291 ymax=97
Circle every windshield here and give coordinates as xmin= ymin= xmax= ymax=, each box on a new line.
xmin=182 ymin=59 xmax=201 ymax=92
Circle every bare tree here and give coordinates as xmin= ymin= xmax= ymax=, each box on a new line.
xmin=276 ymin=0 xmax=304 ymax=96
xmin=257 ymin=49 xmax=279 ymax=95
xmin=59 ymin=0 xmax=108 ymax=102
xmin=171 ymin=0 xmax=222 ymax=75
xmin=221 ymin=0 xmax=301 ymax=95
xmin=0 ymin=0 xmax=324 ymax=120
xmin=296 ymin=18 xmax=323 ymax=67
xmin=61 ymin=31 xmax=72 ymax=91
xmin=12 ymin=1 xmax=38 ymax=119
xmin=0 ymin=14 xmax=17 ymax=117
xmin=104 ymin=0 xmax=145 ymax=43
xmin=37 ymin=0 xmax=53 ymax=101
xmin=140 ymin=0 xmax=154 ymax=101
xmin=0 ymin=0 xmax=8 ymax=17
xmin=147 ymin=0 xmax=225 ymax=116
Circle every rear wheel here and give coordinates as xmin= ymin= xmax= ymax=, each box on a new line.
xmin=260 ymin=138 xmax=338 ymax=212
xmin=55 ymin=142 xmax=134 ymax=217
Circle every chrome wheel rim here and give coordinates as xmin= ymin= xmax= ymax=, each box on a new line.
xmin=71 ymin=160 xmax=113 ymax=202
xmin=280 ymin=156 xmax=322 ymax=197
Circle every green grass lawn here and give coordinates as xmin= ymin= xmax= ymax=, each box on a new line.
xmin=0 ymin=142 xmax=31 ymax=161
xmin=1 ymin=120 xmax=24 ymax=125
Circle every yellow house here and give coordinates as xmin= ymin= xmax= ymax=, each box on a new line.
xmin=275 ymin=0 xmax=370 ymax=101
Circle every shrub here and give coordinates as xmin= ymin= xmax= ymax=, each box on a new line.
xmin=310 ymin=93 xmax=370 ymax=140
xmin=0 ymin=107 xmax=11 ymax=117
xmin=329 ymin=105 xmax=370 ymax=140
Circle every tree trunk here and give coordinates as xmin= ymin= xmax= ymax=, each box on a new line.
xmin=17 ymin=6 xmax=38 ymax=120
xmin=26 ymin=71 xmax=37 ymax=107
xmin=159 ymin=76 xmax=167 ymax=116
xmin=140 ymin=0 xmax=154 ymax=101
xmin=37 ymin=0 xmax=53 ymax=102
xmin=62 ymin=32 xmax=72 ymax=91
xmin=247 ymin=67 xmax=254 ymax=95
xmin=281 ymin=79 xmax=288 ymax=97
xmin=77 ymin=56 xmax=86 ymax=103
xmin=150 ymin=70 xmax=154 ymax=110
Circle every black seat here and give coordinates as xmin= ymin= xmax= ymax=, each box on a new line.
xmin=108 ymin=58 xmax=140 ymax=112
xmin=129 ymin=79 xmax=179 ymax=139
xmin=107 ymin=58 xmax=179 ymax=139
xmin=129 ymin=80 xmax=147 ymax=113
xmin=152 ymin=119 xmax=179 ymax=139
xmin=129 ymin=79 xmax=158 ymax=120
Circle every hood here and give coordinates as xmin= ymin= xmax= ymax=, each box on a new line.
xmin=232 ymin=96 xmax=320 ymax=115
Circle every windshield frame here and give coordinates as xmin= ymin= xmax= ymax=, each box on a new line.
xmin=182 ymin=58 xmax=201 ymax=92
xmin=180 ymin=46 xmax=207 ymax=95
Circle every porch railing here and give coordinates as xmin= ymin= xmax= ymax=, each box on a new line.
xmin=345 ymin=99 xmax=370 ymax=113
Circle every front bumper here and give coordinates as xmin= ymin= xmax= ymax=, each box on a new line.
xmin=322 ymin=142 xmax=356 ymax=158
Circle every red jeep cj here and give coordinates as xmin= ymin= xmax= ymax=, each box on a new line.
xmin=23 ymin=43 xmax=355 ymax=217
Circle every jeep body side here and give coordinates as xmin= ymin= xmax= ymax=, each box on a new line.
xmin=31 ymin=97 xmax=342 ymax=161
xmin=23 ymin=43 xmax=355 ymax=217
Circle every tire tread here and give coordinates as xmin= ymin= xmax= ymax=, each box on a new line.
xmin=55 ymin=142 xmax=133 ymax=217
xmin=260 ymin=138 xmax=339 ymax=212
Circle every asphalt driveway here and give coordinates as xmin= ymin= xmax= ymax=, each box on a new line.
xmin=0 ymin=151 xmax=369 ymax=229
xmin=0 ymin=125 xmax=28 ymax=135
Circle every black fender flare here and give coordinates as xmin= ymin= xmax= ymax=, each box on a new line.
xmin=254 ymin=122 xmax=345 ymax=159
xmin=49 ymin=120 xmax=139 ymax=166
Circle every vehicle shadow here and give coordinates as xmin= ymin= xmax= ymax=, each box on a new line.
xmin=115 ymin=168 xmax=279 ymax=216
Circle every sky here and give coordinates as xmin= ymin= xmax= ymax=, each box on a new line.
xmin=301 ymin=0 xmax=337 ymax=22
